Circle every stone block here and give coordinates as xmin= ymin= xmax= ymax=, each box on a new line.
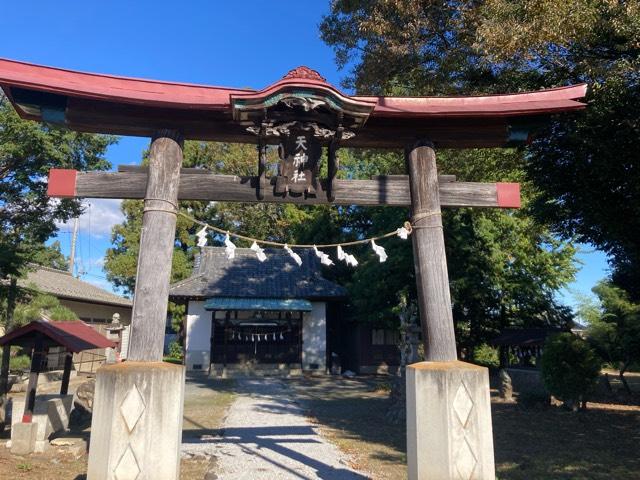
xmin=87 ymin=361 xmax=185 ymax=480
xmin=505 ymin=367 xmax=548 ymax=397
xmin=11 ymin=394 xmax=73 ymax=453
xmin=406 ymin=361 xmax=495 ymax=480
xmin=11 ymin=422 xmax=38 ymax=455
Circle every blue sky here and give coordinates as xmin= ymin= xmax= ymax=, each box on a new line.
xmin=0 ymin=1 xmax=609 ymax=307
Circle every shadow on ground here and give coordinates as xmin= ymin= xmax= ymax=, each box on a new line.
xmin=286 ymin=376 xmax=406 ymax=477
xmin=183 ymin=377 xmax=370 ymax=479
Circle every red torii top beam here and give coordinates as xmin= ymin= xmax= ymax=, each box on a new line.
xmin=0 ymin=58 xmax=586 ymax=148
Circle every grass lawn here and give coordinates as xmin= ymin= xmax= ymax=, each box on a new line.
xmin=288 ymin=374 xmax=640 ymax=480
xmin=0 ymin=374 xmax=236 ymax=480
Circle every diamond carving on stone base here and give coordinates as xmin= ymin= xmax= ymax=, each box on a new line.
xmin=453 ymin=382 xmax=474 ymax=427
xmin=114 ymin=444 xmax=141 ymax=480
xmin=455 ymin=438 xmax=478 ymax=480
xmin=120 ymin=384 xmax=146 ymax=433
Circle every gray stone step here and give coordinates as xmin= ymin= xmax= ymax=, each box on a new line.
xmin=210 ymin=363 xmax=303 ymax=378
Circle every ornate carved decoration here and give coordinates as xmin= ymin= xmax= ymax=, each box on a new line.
xmin=280 ymin=96 xmax=328 ymax=112
xmin=281 ymin=66 xmax=326 ymax=82
xmin=232 ymin=66 xmax=376 ymax=202
xmin=247 ymin=121 xmax=338 ymax=140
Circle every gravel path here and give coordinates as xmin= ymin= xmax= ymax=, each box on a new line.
xmin=182 ymin=378 xmax=370 ymax=480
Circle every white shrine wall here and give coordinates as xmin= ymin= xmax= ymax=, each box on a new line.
xmin=302 ymin=302 xmax=327 ymax=371
xmin=185 ymin=300 xmax=211 ymax=371
xmin=183 ymin=300 xmax=327 ymax=372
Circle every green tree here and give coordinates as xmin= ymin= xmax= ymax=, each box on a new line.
xmin=341 ymin=148 xmax=576 ymax=354
xmin=0 ymin=98 xmax=113 ymax=402
xmin=13 ymin=291 xmax=78 ymax=326
xmin=584 ymin=281 xmax=640 ymax=393
xmin=0 ymin=99 xmax=115 ymax=278
xmin=320 ymin=1 xmax=640 ymax=302
xmin=473 ymin=1 xmax=640 ymax=298
xmin=31 ymin=241 xmax=69 ymax=271
xmin=541 ymin=332 xmax=602 ymax=410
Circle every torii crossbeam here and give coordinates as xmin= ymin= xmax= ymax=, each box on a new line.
xmin=0 ymin=58 xmax=585 ymax=480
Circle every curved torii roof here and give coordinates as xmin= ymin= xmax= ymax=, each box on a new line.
xmin=0 ymin=58 xmax=587 ymax=148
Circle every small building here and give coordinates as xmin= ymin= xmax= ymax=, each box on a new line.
xmin=0 ymin=319 xmax=115 ymax=453
xmin=340 ymin=322 xmax=402 ymax=375
xmin=169 ymin=247 xmax=347 ymax=374
xmin=13 ymin=265 xmax=132 ymax=362
xmin=491 ymin=327 xmax=564 ymax=368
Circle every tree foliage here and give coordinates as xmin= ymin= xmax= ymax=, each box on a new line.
xmin=342 ymin=148 xmax=575 ymax=352
xmin=13 ymin=292 xmax=78 ymax=326
xmin=583 ymin=281 xmax=640 ymax=391
xmin=30 ymin=241 xmax=69 ymax=271
xmin=0 ymin=99 xmax=115 ymax=278
xmin=321 ymin=1 xmax=640 ymax=301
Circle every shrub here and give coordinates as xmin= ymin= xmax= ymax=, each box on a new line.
xmin=472 ymin=343 xmax=500 ymax=368
xmin=9 ymin=354 xmax=31 ymax=372
xmin=540 ymin=333 xmax=602 ymax=410
xmin=167 ymin=341 xmax=183 ymax=361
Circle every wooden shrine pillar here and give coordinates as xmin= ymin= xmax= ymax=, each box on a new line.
xmin=88 ymin=130 xmax=186 ymax=480
xmin=23 ymin=334 xmax=45 ymax=423
xmin=9 ymin=333 xmax=44 ymax=455
xmin=0 ymin=277 xmax=17 ymax=429
xmin=406 ymin=140 xmax=457 ymax=361
xmin=405 ymin=140 xmax=495 ymax=480
xmin=59 ymin=351 xmax=73 ymax=396
xmin=128 ymin=129 xmax=184 ymax=361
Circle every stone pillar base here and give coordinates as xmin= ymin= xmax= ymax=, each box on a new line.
xmin=407 ymin=361 xmax=495 ymax=480
xmin=11 ymin=422 xmax=38 ymax=455
xmin=11 ymin=394 xmax=73 ymax=452
xmin=87 ymin=362 xmax=185 ymax=480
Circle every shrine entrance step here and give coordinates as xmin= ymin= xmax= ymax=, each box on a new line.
xmin=211 ymin=363 xmax=303 ymax=378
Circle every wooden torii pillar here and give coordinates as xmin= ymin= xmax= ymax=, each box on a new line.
xmin=89 ymin=131 xmax=185 ymax=480
xmin=406 ymin=141 xmax=495 ymax=479
xmin=0 ymin=58 xmax=585 ymax=480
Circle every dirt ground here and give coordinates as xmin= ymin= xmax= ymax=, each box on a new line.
xmin=1 ymin=371 xmax=639 ymax=479
xmin=288 ymin=373 xmax=640 ymax=480
xmin=0 ymin=373 xmax=236 ymax=480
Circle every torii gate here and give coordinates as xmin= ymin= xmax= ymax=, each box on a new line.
xmin=0 ymin=59 xmax=586 ymax=480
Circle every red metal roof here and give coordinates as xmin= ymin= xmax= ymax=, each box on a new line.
xmin=0 ymin=58 xmax=587 ymax=148
xmin=0 ymin=320 xmax=116 ymax=352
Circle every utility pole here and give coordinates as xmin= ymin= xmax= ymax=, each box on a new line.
xmin=69 ymin=216 xmax=79 ymax=276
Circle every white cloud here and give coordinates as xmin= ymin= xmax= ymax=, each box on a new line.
xmin=56 ymin=199 xmax=124 ymax=238
xmin=85 ymin=256 xmax=105 ymax=269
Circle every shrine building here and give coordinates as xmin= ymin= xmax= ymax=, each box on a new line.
xmin=169 ymin=247 xmax=346 ymax=374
